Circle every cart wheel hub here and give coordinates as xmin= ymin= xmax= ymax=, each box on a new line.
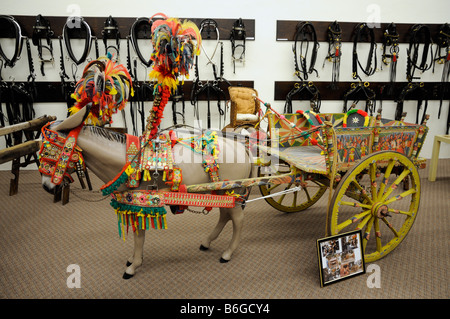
xmin=372 ymin=202 xmax=390 ymax=218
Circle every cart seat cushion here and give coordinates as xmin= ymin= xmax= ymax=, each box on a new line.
xmin=229 ymin=87 xmax=258 ymax=114
xmin=236 ymin=113 xmax=259 ymax=121
xmin=258 ymin=144 xmax=327 ymax=174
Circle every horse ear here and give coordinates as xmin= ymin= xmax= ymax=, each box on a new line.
xmin=53 ymin=104 xmax=91 ymax=131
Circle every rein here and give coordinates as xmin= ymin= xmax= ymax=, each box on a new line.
xmin=352 ymin=23 xmax=377 ymax=80
xmin=292 ymin=21 xmax=319 ymax=81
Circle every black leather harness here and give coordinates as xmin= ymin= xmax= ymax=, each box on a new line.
xmin=395 ymin=82 xmax=428 ymax=124
xmin=230 ymin=18 xmax=246 ymax=74
xmin=381 ymin=22 xmax=399 ymax=93
xmin=63 ymin=16 xmax=97 ymax=68
xmin=323 ymin=21 xmax=342 ymax=90
xmin=343 ymin=81 xmax=376 ymax=115
xmin=292 ymin=21 xmax=319 ymax=81
xmin=284 ymin=81 xmax=321 ymax=114
xmin=190 ymin=19 xmax=229 ymax=129
xmin=32 ymin=14 xmax=54 ymax=76
xmin=0 ymin=15 xmax=25 ymax=69
xmin=433 ymin=23 xmax=450 ymax=123
xmin=102 ymin=15 xmax=121 ymax=58
xmin=406 ymin=24 xmax=433 ymax=82
xmin=352 ymin=23 xmax=377 ymax=81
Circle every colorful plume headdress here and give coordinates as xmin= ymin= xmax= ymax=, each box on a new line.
xmin=145 ymin=13 xmax=202 ymax=141
xmin=69 ymin=53 xmax=133 ymax=126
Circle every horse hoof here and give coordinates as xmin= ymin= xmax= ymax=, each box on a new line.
xmin=126 ymin=261 xmax=132 ymax=267
xmin=199 ymin=245 xmax=209 ymax=251
xmin=122 ymin=272 xmax=134 ymax=280
xmin=220 ymin=257 xmax=230 ymax=263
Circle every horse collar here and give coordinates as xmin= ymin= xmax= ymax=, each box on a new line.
xmin=63 ymin=16 xmax=94 ymax=66
xmin=0 ymin=15 xmax=25 ymax=68
xmin=130 ymin=17 xmax=153 ymax=68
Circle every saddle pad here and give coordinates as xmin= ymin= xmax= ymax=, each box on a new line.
xmin=257 ymin=145 xmax=327 ymax=174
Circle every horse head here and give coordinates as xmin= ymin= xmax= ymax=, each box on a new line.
xmin=39 ymin=105 xmax=91 ymax=194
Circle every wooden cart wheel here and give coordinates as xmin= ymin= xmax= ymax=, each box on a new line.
xmin=258 ymin=165 xmax=327 ymax=213
xmin=327 ymin=151 xmax=421 ymax=263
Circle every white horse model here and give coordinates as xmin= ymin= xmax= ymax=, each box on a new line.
xmin=41 ymin=107 xmax=253 ymax=279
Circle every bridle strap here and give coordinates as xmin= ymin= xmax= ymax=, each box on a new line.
xmin=323 ymin=20 xmax=342 ymax=90
xmin=293 ymin=21 xmax=319 ymax=81
xmin=382 ymin=22 xmax=399 ymax=92
xmin=395 ymin=82 xmax=428 ymax=124
xmin=352 ymin=23 xmax=377 ymax=80
xmin=32 ymin=14 xmax=54 ymax=76
xmin=63 ymin=16 xmax=93 ymax=66
xmin=406 ymin=24 xmax=433 ymax=82
xmin=0 ymin=15 xmax=25 ymax=68
xmin=230 ymin=18 xmax=246 ymax=73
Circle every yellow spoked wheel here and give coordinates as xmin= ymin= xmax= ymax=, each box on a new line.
xmin=327 ymin=151 xmax=421 ymax=263
xmin=258 ymin=165 xmax=328 ymax=213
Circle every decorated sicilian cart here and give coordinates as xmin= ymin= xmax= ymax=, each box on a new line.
xmin=37 ymin=14 xmax=429 ymax=279
xmin=248 ymin=100 xmax=429 ymax=263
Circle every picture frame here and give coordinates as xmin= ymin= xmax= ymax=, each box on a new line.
xmin=317 ymin=230 xmax=366 ymax=287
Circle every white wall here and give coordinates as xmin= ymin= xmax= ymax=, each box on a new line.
xmin=1 ymin=0 xmax=450 ymax=171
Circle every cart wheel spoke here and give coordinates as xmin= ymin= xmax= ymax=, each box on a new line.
xmin=379 ymin=168 xmax=411 ymax=202
xmin=383 ymin=188 xmax=416 ymax=205
xmin=349 ymin=180 xmax=373 ymax=204
xmin=381 ymin=217 xmax=400 ymax=238
xmin=340 ymin=201 xmax=372 ymax=210
xmin=337 ymin=209 xmax=371 ymax=232
xmin=377 ymin=159 xmax=395 ymax=199
xmin=387 ymin=208 xmax=413 ymax=217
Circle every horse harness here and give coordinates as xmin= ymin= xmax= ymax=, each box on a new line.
xmin=32 ymin=14 xmax=54 ymax=76
xmin=0 ymin=15 xmax=37 ymax=153
xmin=433 ymin=23 xmax=450 ymax=128
xmin=395 ymin=82 xmax=428 ymax=124
xmin=406 ymin=24 xmax=433 ymax=82
xmin=230 ymin=18 xmax=246 ymax=74
xmin=323 ymin=21 xmax=342 ymax=90
xmin=102 ymin=15 xmax=121 ymax=59
xmin=352 ymin=23 xmax=377 ymax=81
xmin=284 ymin=81 xmax=321 ymax=114
xmin=292 ymin=21 xmax=319 ymax=81
xmin=191 ymin=19 xmax=229 ymax=129
xmin=381 ymin=22 xmax=400 ymax=93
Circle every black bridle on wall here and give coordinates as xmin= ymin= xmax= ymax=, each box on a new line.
xmin=292 ymin=21 xmax=319 ymax=81
xmin=32 ymin=14 xmax=54 ymax=76
xmin=190 ymin=18 xmax=230 ymax=129
xmin=323 ymin=21 xmax=342 ymax=90
xmin=352 ymin=23 xmax=377 ymax=81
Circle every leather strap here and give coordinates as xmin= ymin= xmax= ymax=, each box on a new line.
xmin=293 ymin=21 xmax=319 ymax=81
xmin=352 ymin=23 xmax=377 ymax=80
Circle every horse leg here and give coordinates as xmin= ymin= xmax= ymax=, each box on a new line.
xmin=123 ymin=230 xmax=146 ymax=279
xmin=200 ymin=208 xmax=231 ymax=251
xmin=220 ymin=207 xmax=244 ymax=263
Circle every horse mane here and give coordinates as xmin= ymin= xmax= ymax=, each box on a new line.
xmin=86 ymin=125 xmax=126 ymax=144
